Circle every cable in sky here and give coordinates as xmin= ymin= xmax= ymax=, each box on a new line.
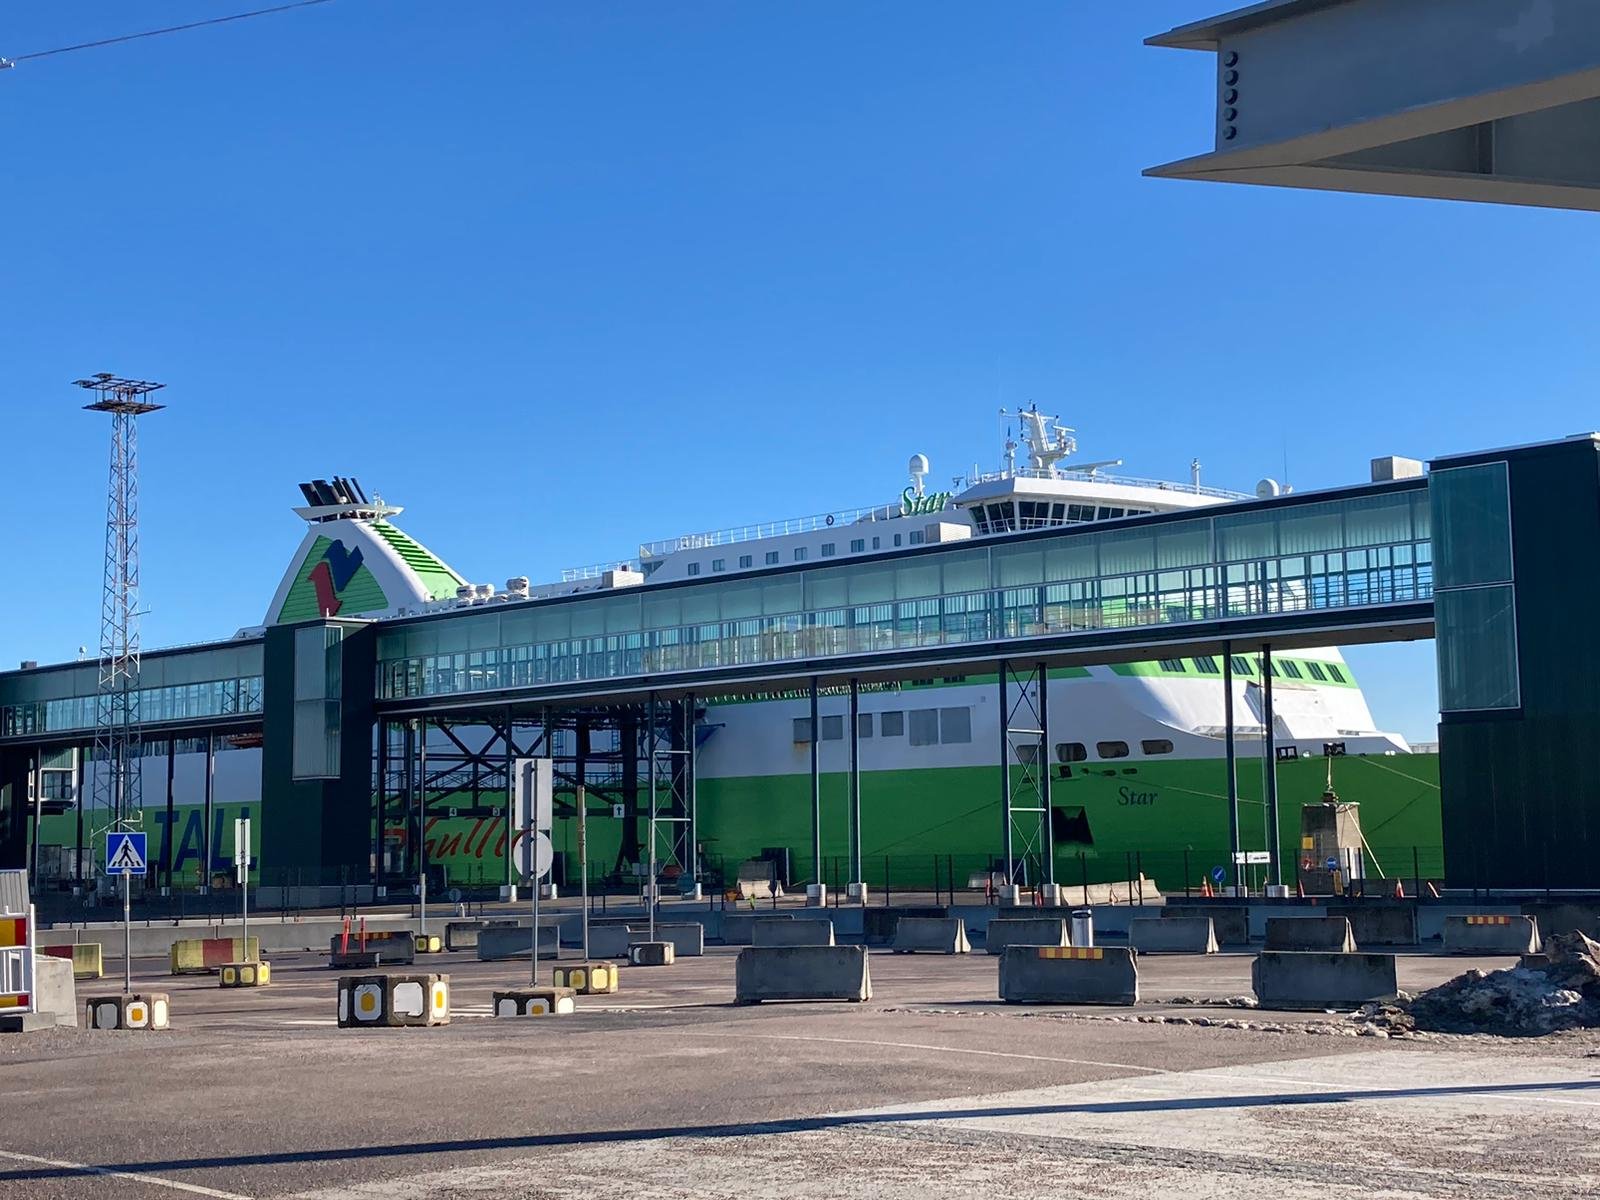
xmin=0 ymin=0 xmax=334 ymax=70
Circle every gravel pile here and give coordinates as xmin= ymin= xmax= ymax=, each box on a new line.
xmin=1408 ymin=931 xmax=1600 ymax=1036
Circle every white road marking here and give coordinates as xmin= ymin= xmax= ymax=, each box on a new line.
xmin=674 ymin=1030 xmax=1171 ymax=1074
xmin=0 ymin=1148 xmax=252 ymax=1198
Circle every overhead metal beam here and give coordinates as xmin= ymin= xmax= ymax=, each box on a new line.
xmin=1148 ymin=0 xmax=1600 ymax=211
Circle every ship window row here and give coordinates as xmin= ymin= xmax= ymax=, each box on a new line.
xmin=1056 ymin=738 xmax=1173 ymax=762
xmin=685 ymin=530 xmax=930 ymax=578
xmin=793 ymin=706 xmax=971 ymax=746
xmin=972 ymin=501 xmax=1158 ymax=536
xmin=1148 ymin=655 xmax=1348 ymax=683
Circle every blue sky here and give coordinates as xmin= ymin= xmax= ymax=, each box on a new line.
xmin=3 ymin=2 xmax=1597 ymax=742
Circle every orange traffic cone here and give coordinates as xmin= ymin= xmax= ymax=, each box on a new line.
xmin=1393 ymin=878 xmax=1405 ymax=900
xmin=1201 ymin=877 xmax=1213 ymax=898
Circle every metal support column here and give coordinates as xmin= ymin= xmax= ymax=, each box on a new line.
xmin=1038 ymin=662 xmax=1055 ymax=888
xmin=1262 ymin=645 xmax=1281 ymax=889
xmin=417 ymin=718 xmax=428 ymax=939
xmin=808 ymin=677 xmax=823 ymax=905
xmin=999 ymin=662 xmax=1014 ymax=897
xmin=401 ymin=720 xmax=416 ymax=882
xmin=200 ymin=732 xmax=215 ymax=894
xmin=502 ymin=706 xmax=515 ymax=895
xmin=374 ymin=721 xmax=387 ymax=890
xmin=848 ymin=677 xmax=863 ymax=898
xmin=163 ymin=739 xmax=176 ymax=893
xmin=686 ymin=693 xmax=699 ymax=895
xmin=647 ymin=692 xmax=659 ymax=939
xmin=1223 ymin=643 xmax=1240 ymax=894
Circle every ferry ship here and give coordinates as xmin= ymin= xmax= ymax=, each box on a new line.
xmin=34 ymin=409 xmax=1442 ymax=892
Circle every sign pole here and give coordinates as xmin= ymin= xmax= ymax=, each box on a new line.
xmin=236 ymin=816 xmax=251 ymax=961
xmin=122 ymin=867 xmax=131 ymax=993
xmin=530 ymin=826 xmax=540 ymax=987
xmin=578 ymin=785 xmax=589 ymax=960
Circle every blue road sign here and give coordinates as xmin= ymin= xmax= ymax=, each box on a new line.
xmin=106 ymin=832 xmax=147 ymax=877
xmin=1325 ymin=857 xmax=1339 ymax=871
xmin=1210 ymin=866 xmax=1226 ymax=884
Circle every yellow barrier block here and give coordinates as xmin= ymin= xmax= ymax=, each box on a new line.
xmin=71 ymin=943 xmax=103 ymax=980
xmin=1037 ymin=947 xmax=1105 ymax=960
xmin=553 ymin=962 xmax=619 ymax=995
xmin=170 ymin=939 xmax=209 ymax=975
xmin=415 ymin=934 xmax=444 ymax=954
xmin=219 ymin=961 xmax=271 ymax=988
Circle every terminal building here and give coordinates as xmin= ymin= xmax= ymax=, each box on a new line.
xmin=2 ymin=429 xmax=1597 ymax=898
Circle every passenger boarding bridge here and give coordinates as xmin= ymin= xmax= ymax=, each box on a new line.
xmin=2 ymin=432 xmax=1584 ymax=896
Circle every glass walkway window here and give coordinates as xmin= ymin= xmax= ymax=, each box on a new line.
xmin=0 ymin=643 xmax=264 ymax=739
xmin=376 ymin=485 xmax=1433 ymax=702
xmin=1431 ymin=461 xmax=1519 ymax=712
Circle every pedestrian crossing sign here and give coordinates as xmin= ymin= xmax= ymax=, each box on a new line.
xmin=106 ymin=832 xmax=147 ymax=877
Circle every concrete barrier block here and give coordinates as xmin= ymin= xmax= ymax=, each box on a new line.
xmin=891 ymin=917 xmax=971 ymax=954
xmin=588 ymin=925 xmax=635 ymax=958
xmin=719 ymin=912 xmax=794 ymax=945
xmin=1251 ymin=951 xmax=1397 ymax=1010
xmin=330 ymin=931 xmax=415 ymax=968
xmin=475 ymin=925 xmax=559 ymax=962
xmin=337 ymin=974 xmax=450 ymax=1027
xmin=494 ymin=987 xmax=575 ymax=1016
xmin=984 ymin=917 xmax=1069 ymax=956
xmin=734 ymin=945 xmax=871 ymax=1004
xmin=1443 ymin=914 xmax=1542 ymax=956
xmin=753 ymin=918 xmax=835 ymax=947
xmin=1264 ymin=916 xmax=1357 ymax=953
xmin=628 ymin=941 xmax=675 ymax=966
xmin=219 ymin=961 xmax=271 ymax=988
xmin=414 ymin=933 xmax=444 ymax=954
xmin=84 ymin=991 xmax=169 ymax=1031
xmin=552 ymin=961 xmax=619 ymax=994
xmin=864 ymin=907 xmax=948 ymax=946
xmin=999 ymin=946 xmax=1139 ymax=1005
xmin=42 ymin=942 xmax=103 ymax=980
xmin=1162 ymin=905 xmax=1249 ymax=945
xmin=1329 ymin=904 xmax=1419 ymax=946
xmin=1129 ymin=917 xmax=1218 ymax=954
xmin=633 ymin=923 xmax=705 ymax=958
xmin=445 ymin=920 xmax=510 ymax=952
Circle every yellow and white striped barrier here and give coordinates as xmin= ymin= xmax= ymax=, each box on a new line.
xmin=493 ymin=987 xmax=576 ymax=1016
xmin=219 ymin=961 xmax=271 ymax=988
xmin=552 ymin=962 xmax=619 ymax=995
xmin=84 ymin=992 xmax=171 ymax=1031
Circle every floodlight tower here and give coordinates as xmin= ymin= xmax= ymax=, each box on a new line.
xmin=76 ymin=374 xmax=165 ymax=844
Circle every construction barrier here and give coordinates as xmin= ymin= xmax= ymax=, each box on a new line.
xmin=329 ymin=930 xmax=415 ymax=968
xmin=719 ymin=912 xmax=795 ymax=945
xmin=639 ymin=923 xmax=705 ymax=958
xmin=1128 ymin=916 xmax=1218 ymax=955
xmin=337 ymin=974 xmax=450 ymax=1028
xmin=171 ymin=937 xmax=261 ymax=976
xmin=42 ymin=942 xmax=104 ymax=980
xmin=734 ymin=945 xmax=872 ymax=1004
xmin=552 ymin=961 xmax=620 ymax=994
xmin=415 ymin=933 xmax=444 ymax=954
xmin=494 ymin=987 xmax=575 ymax=1016
xmin=629 ymin=941 xmax=675 ymax=966
xmin=445 ymin=920 xmax=515 ymax=952
xmin=84 ymin=992 xmax=171 ymax=1031
xmin=998 ymin=946 xmax=1140 ymax=1005
xmin=1162 ymin=905 xmax=1249 ymax=945
xmin=1251 ymin=951 xmax=1398 ymax=1010
xmin=891 ymin=917 xmax=971 ymax=954
xmin=1443 ymin=914 xmax=1543 ymax=956
xmin=219 ymin=961 xmax=271 ymax=988
xmin=984 ymin=917 xmax=1069 ymax=956
xmin=753 ymin=918 xmax=835 ymax=948
xmin=1329 ymin=904 xmax=1419 ymax=946
xmin=476 ymin=925 xmax=559 ymax=962
xmin=1263 ymin=916 xmax=1357 ymax=953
